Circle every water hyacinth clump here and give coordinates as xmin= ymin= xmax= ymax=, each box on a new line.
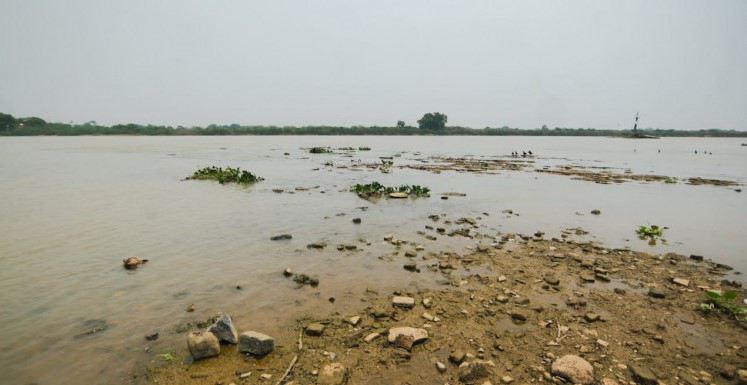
xmin=187 ymin=166 xmax=264 ymax=185
xmin=351 ymin=181 xmax=430 ymax=199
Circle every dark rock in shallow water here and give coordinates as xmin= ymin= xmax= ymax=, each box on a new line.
xmin=123 ymin=257 xmax=148 ymax=270
xmin=145 ymin=332 xmax=159 ymax=341
xmin=73 ymin=319 xmax=109 ymax=339
xmin=270 ymin=234 xmax=292 ymax=241
xmin=208 ymin=314 xmax=238 ymax=344
xmin=648 ymin=289 xmax=666 ymax=299
xmin=238 ymin=331 xmax=274 ymax=355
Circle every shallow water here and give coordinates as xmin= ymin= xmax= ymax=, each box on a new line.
xmin=0 ymin=136 xmax=744 ymax=385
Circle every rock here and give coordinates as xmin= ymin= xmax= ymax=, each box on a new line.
xmin=123 ymin=257 xmax=148 ymax=270
xmin=551 ymin=355 xmax=595 ymax=385
xmin=590 ymin=209 xmax=601 ymax=215
xmin=497 ymin=275 xmax=507 ymax=282
xmin=347 ymin=316 xmax=361 ymax=326
xmin=352 ymin=218 xmax=361 ymax=224
xmin=600 ymin=378 xmax=618 ymax=385
xmin=238 ymin=331 xmax=274 ymax=356
xmin=477 ymin=243 xmax=491 ymax=252
xmin=187 ymin=331 xmax=220 ymax=360
xmin=672 ymin=278 xmax=690 ymax=287
xmin=364 ymin=332 xmax=381 ymax=343
xmin=387 ymin=327 xmax=428 ymax=347
xmin=501 ymin=376 xmax=514 ymax=384
xmin=737 ymin=369 xmax=747 ymax=385
xmin=458 ymin=361 xmax=494 ymax=383
xmin=307 ymin=242 xmax=326 ymax=249
xmin=544 ymin=275 xmax=560 ymax=286
xmin=403 ymin=262 xmax=418 ymax=272
xmin=404 ymin=250 xmax=417 ymax=258
xmin=283 ymin=268 xmax=293 ymax=277
xmin=720 ymin=364 xmax=736 ymax=379
xmin=259 ymin=373 xmax=272 ymax=380
xmin=422 ymin=298 xmax=432 ymax=308
xmin=305 ymin=323 xmax=325 ymax=336
xmin=648 ymin=289 xmax=666 ymax=299
xmin=208 ymin=314 xmax=239 ymax=344
xmin=393 ymin=296 xmax=415 ymax=308
xmin=436 ymin=361 xmax=447 ymax=372
xmin=628 ymin=364 xmax=658 ymax=385
xmin=689 ymin=254 xmax=704 ymax=261
xmin=145 ymin=332 xmax=159 ymax=341
xmin=449 ymin=350 xmax=466 ymax=364
xmin=584 ymin=313 xmax=601 ymax=323
xmin=510 ymin=311 xmax=527 ymax=322
xmin=270 ymin=234 xmax=292 ymax=241
xmin=678 ymin=372 xmax=700 ymax=385
xmin=319 ymin=363 xmax=346 ymax=385
xmin=580 ymin=273 xmax=595 ymax=282
xmin=389 ymin=192 xmax=409 ymax=198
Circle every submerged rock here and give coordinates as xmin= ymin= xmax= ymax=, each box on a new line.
xmin=628 ymin=364 xmax=658 ymax=385
xmin=187 ymin=331 xmax=220 ymax=360
xmin=270 ymin=234 xmax=292 ymax=241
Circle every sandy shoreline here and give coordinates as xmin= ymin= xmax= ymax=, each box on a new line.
xmin=138 ymin=223 xmax=747 ymax=385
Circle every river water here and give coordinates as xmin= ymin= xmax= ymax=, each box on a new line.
xmin=0 ymin=136 xmax=744 ymax=385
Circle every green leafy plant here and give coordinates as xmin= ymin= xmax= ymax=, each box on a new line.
xmin=351 ymin=181 xmax=430 ymax=199
xmin=156 ymin=352 xmax=174 ymax=361
xmin=309 ymin=147 xmax=332 ymax=154
xmin=636 ymin=225 xmax=665 ymax=237
xmin=186 ymin=166 xmax=263 ymax=185
xmin=663 ymin=177 xmax=677 ymax=184
xmin=698 ymin=290 xmax=747 ymax=322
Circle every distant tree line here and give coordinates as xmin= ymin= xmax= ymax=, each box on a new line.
xmin=1 ymin=112 xmax=745 ymax=137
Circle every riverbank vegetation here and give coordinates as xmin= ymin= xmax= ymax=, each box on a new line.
xmin=351 ymin=181 xmax=430 ymax=199
xmin=2 ymin=112 xmax=746 ymax=137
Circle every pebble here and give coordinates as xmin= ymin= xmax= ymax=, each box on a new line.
xmin=347 ymin=316 xmax=361 ymax=326
xmin=628 ymin=364 xmax=658 ymax=385
xmin=422 ymin=298 xmax=432 ymax=308
xmin=501 ymin=376 xmax=514 ymax=384
xmin=449 ymin=350 xmax=466 ymax=364
xmin=364 ymin=332 xmax=381 ymax=343
xmin=510 ymin=311 xmax=527 ymax=322
xmin=319 ymin=363 xmax=346 ymax=385
xmin=436 ymin=361 xmax=447 ymax=372
xmin=648 ymin=289 xmax=666 ymax=299
xmin=259 ymin=373 xmax=272 ymax=380
xmin=584 ymin=313 xmax=601 ymax=323
xmin=392 ymin=296 xmax=415 ymax=308
xmin=672 ymin=278 xmax=690 ymax=287
xmin=305 ymin=323 xmax=325 ymax=336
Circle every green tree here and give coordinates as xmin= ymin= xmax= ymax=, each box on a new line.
xmin=397 ymin=120 xmax=406 ymax=128
xmin=0 ymin=113 xmax=16 ymax=129
xmin=417 ymin=112 xmax=447 ymax=130
xmin=19 ymin=116 xmax=47 ymax=126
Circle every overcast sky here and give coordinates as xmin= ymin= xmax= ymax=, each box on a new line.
xmin=1 ymin=1 xmax=745 ymax=130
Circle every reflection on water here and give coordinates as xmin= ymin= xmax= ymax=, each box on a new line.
xmin=0 ymin=136 xmax=744 ymax=384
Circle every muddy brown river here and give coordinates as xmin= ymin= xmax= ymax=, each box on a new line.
xmin=0 ymin=136 xmax=744 ymax=385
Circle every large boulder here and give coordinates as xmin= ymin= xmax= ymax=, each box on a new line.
xmin=208 ymin=314 xmax=238 ymax=344
xmin=187 ymin=331 xmax=220 ymax=360
xmin=551 ymin=355 xmax=594 ymax=385
xmin=238 ymin=331 xmax=274 ymax=355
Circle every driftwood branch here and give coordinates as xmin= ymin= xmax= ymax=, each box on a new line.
xmin=274 ymin=355 xmax=298 ymax=385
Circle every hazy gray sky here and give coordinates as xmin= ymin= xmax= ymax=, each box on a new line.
xmin=1 ymin=1 xmax=745 ymax=130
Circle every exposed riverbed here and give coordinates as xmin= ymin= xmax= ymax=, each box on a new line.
xmin=0 ymin=136 xmax=744 ymax=385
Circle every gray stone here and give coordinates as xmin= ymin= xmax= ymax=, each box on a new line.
xmin=551 ymin=355 xmax=595 ymax=385
xmin=403 ymin=262 xmax=418 ymax=272
xmin=208 ymin=314 xmax=238 ymax=344
xmin=270 ymin=234 xmax=292 ymax=241
xmin=672 ymin=278 xmax=690 ymax=287
xmin=187 ymin=331 xmax=220 ymax=360
xmin=364 ymin=332 xmax=381 ymax=343
xmin=319 ymin=363 xmax=346 ymax=385
xmin=584 ymin=313 xmax=601 ymax=323
xmin=393 ymin=296 xmax=415 ymax=308
xmin=628 ymin=364 xmax=658 ymax=385
xmin=238 ymin=331 xmax=274 ymax=356
xmin=544 ymin=275 xmax=560 ymax=286
xmin=305 ymin=323 xmax=325 ymax=336
xmin=648 ymin=289 xmax=666 ymax=299
xmin=347 ymin=316 xmax=361 ymax=326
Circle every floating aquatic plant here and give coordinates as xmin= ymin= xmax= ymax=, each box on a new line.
xmin=351 ymin=181 xmax=430 ymax=199
xmin=186 ymin=166 xmax=263 ymax=185
xmin=308 ymin=147 xmax=332 ymax=154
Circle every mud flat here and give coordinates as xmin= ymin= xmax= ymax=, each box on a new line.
xmin=142 ymin=228 xmax=746 ymax=385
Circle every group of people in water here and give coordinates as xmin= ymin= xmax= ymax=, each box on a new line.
xmin=510 ymin=150 xmax=533 ymax=157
